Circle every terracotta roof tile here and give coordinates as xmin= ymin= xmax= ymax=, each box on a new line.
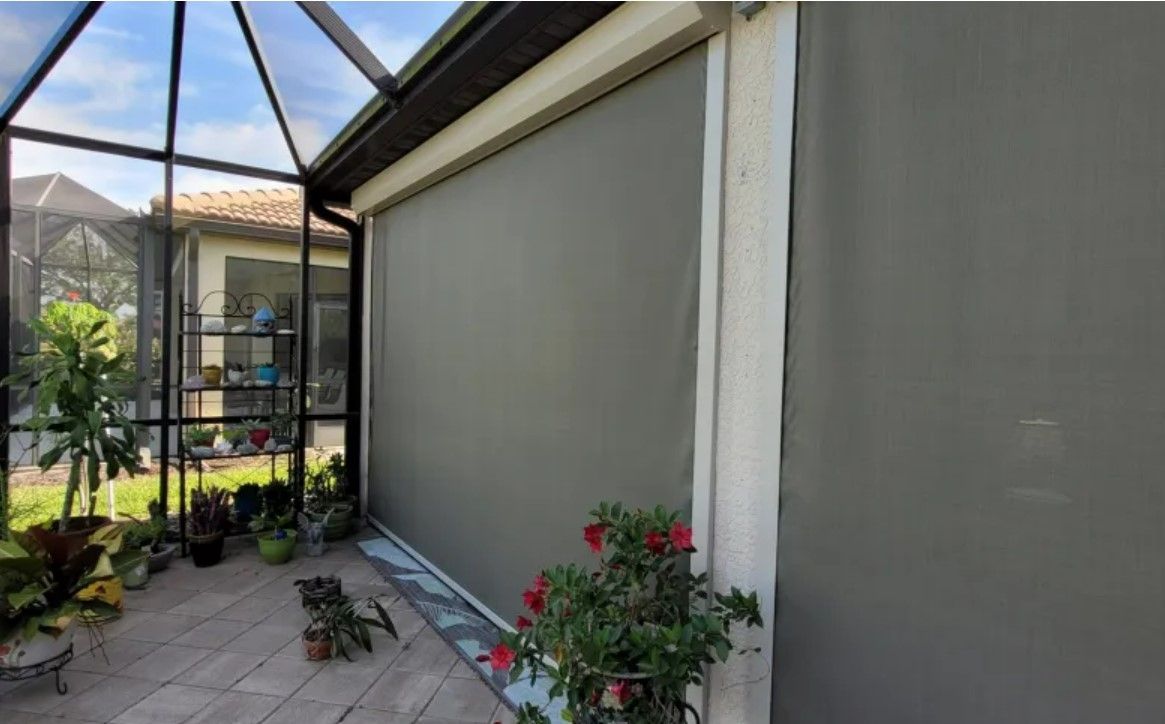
xmin=150 ymin=187 xmax=353 ymax=237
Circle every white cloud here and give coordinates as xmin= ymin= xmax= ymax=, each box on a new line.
xmin=352 ymin=22 xmax=425 ymax=74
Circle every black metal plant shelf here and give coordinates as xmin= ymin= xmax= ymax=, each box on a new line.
xmin=180 ymin=330 xmax=298 ymax=338
xmin=0 ymin=645 xmax=73 ymax=695
xmin=177 ymin=289 xmax=306 ymax=558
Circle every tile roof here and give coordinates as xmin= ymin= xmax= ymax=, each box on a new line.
xmin=151 ymin=187 xmax=353 ymax=237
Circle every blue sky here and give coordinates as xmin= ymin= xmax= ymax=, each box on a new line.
xmin=3 ymin=1 xmax=459 ymax=210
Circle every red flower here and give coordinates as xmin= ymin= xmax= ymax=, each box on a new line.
xmin=522 ymin=588 xmax=546 ymax=615
xmin=583 ymin=523 xmax=607 ymax=553
xmin=669 ymin=521 xmax=694 ymax=552
xmin=608 ymin=680 xmax=633 ymax=705
xmin=65 ymin=291 xmax=81 ymax=301
xmin=534 ymin=574 xmax=550 ymax=594
xmin=487 ymin=643 xmax=516 ymax=671
xmin=644 ymin=530 xmax=667 ymax=555
xmin=516 ymin=616 xmax=533 ymax=631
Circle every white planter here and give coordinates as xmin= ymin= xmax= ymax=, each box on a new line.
xmin=0 ymin=621 xmax=76 ymax=669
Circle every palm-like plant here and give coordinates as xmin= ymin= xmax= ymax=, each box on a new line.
xmin=2 ymin=302 xmax=140 ymax=532
xmin=303 ymin=594 xmax=397 ymax=660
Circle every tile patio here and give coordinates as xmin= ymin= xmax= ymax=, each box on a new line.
xmin=0 ymin=529 xmax=513 ymax=724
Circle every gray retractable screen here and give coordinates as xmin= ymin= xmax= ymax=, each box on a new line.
xmin=777 ymin=4 xmax=1165 ymax=723
xmin=369 ymin=47 xmax=705 ymax=622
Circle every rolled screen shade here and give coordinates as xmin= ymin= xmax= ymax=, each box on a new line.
xmin=777 ymin=4 xmax=1165 ymax=723
xmin=369 ymin=46 xmax=706 ymax=622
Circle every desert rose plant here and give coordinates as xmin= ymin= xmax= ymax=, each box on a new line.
xmin=484 ymin=502 xmax=763 ymax=723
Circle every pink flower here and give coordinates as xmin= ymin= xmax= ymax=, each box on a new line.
xmin=608 ymin=680 xmax=633 ymax=705
xmin=516 ymin=616 xmax=533 ymax=631
xmin=644 ymin=530 xmax=667 ymax=555
xmin=533 ymin=574 xmax=550 ymax=594
xmin=583 ymin=523 xmax=607 ymax=553
xmin=669 ymin=521 xmax=694 ymax=551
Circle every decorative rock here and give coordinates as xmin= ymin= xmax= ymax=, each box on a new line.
xmin=263 ymin=438 xmax=277 ymax=452
xmin=201 ymin=318 xmax=226 ymax=334
xmin=190 ymin=446 xmax=215 ymax=459
xmin=231 ymin=324 xmax=248 ymax=334
xmin=214 ymin=441 xmax=234 ymax=455
xmin=237 ymin=443 xmax=259 ymax=455
xmin=275 ymin=444 xmax=294 ymax=453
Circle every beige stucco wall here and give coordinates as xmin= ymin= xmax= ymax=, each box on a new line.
xmin=709 ymin=6 xmax=782 ymax=722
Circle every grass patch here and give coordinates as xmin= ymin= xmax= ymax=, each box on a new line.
xmin=6 ymin=459 xmax=298 ymax=533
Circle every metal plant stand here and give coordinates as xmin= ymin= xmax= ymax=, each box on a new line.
xmin=0 ymin=646 xmax=74 ymax=695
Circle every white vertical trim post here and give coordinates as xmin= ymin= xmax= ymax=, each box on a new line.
xmin=691 ymin=30 xmax=728 ymax=718
xmin=360 ymin=217 xmax=373 ymax=516
xmin=753 ymin=4 xmax=798 ymax=721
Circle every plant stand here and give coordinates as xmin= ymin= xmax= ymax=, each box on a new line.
xmin=0 ymin=645 xmax=74 ymax=695
xmin=175 ymin=291 xmax=305 ymax=556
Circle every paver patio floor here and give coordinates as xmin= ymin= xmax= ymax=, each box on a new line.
xmin=0 ymin=528 xmax=514 ymax=724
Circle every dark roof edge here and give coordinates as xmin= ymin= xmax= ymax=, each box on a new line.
xmin=308 ymin=2 xmax=618 ymax=202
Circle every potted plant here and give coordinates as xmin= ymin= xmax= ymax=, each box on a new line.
xmin=225 ymin=361 xmax=246 ymax=386
xmin=270 ymin=412 xmax=296 ymax=447
xmin=262 ymin=479 xmax=294 ymax=528
xmin=188 ymin=487 xmax=230 ymax=567
xmin=223 ymin=425 xmax=249 ymax=449
xmin=136 ymin=500 xmax=175 ymax=573
xmin=184 ymin=424 xmax=218 ymax=449
xmin=306 ymin=454 xmax=353 ymax=540
xmin=200 ymin=363 xmax=223 ymax=386
xmin=243 ymin=419 xmax=271 ymax=448
xmin=491 ymin=503 xmax=764 ymax=724
xmin=0 ymin=531 xmax=120 ymax=670
xmin=301 ymin=594 xmax=396 ymax=661
xmin=256 ymin=362 xmax=279 ymax=385
xmin=233 ymin=483 xmax=262 ymax=524
xmin=2 ymin=301 xmax=141 ymax=551
xmin=257 ymin=527 xmax=297 ymax=565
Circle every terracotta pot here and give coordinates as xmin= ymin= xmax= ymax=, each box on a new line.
xmin=302 ymin=633 xmax=332 ymax=661
xmin=249 ymin=428 xmax=271 ymax=448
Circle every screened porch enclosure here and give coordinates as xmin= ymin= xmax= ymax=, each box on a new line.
xmin=0 ymin=0 xmax=469 ymax=528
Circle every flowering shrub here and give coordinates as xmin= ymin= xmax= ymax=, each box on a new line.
xmin=483 ymin=502 xmax=762 ymax=723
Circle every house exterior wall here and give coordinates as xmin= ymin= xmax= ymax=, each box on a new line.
xmin=184 ymin=231 xmax=347 ymax=420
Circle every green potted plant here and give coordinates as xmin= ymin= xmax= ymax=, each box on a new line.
xmin=306 ymin=454 xmax=353 ymax=540
xmin=0 ymin=529 xmax=120 ymax=670
xmin=491 ymin=503 xmax=764 ymax=724
xmin=301 ymin=594 xmax=397 ymax=661
xmin=270 ymin=412 xmax=296 ymax=447
xmin=233 ymin=483 xmax=262 ymax=524
xmin=125 ymin=498 xmax=177 ymax=573
xmin=188 ymin=487 xmax=230 ymax=567
xmin=262 ymin=479 xmax=294 ymax=528
xmin=2 ymin=301 xmax=141 ymax=552
xmin=222 ymin=425 xmax=249 ymax=449
xmin=257 ymin=527 xmax=297 ymax=565
xmin=184 ymin=424 xmax=219 ymax=451
xmin=242 ymin=419 xmax=271 ymax=449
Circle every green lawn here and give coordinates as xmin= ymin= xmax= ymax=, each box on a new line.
xmin=6 ymin=459 xmax=297 ymax=533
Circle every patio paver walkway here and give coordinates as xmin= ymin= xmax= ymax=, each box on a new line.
xmin=0 ymin=528 xmax=514 ymax=724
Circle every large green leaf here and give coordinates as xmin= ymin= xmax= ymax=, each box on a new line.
xmin=0 ymin=538 xmax=28 ymax=558
xmin=7 ymin=583 xmax=49 ymax=611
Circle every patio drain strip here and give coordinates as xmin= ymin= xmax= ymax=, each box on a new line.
xmin=358 ymin=535 xmax=564 ymax=720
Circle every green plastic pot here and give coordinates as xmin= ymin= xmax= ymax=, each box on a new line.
xmin=258 ymin=531 xmax=298 ymax=564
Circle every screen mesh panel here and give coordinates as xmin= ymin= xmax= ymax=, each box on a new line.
xmin=369 ymin=46 xmax=706 ymax=622
xmin=776 ymin=4 xmax=1165 ymax=723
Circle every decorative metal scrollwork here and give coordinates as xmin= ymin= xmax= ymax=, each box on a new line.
xmin=181 ymin=290 xmax=291 ymax=319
